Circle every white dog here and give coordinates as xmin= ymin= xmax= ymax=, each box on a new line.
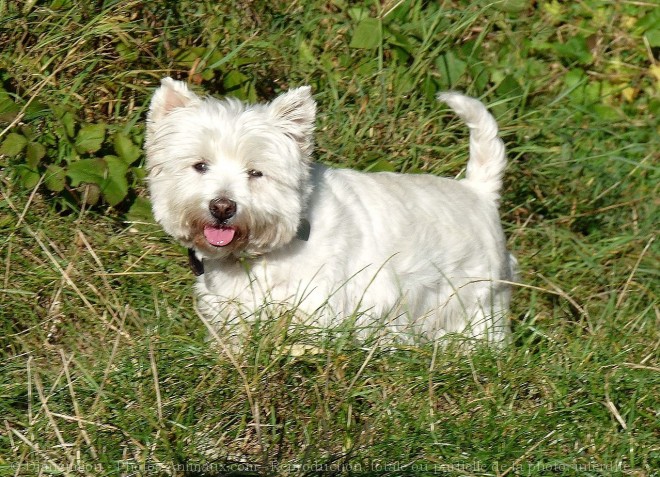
xmin=145 ymin=78 xmax=515 ymax=344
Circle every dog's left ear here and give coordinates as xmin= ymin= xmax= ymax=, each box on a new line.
xmin=148 ymin=77 xmax=200 ymax=124
xmin=268 ymin=86 xmax=316 ymax=156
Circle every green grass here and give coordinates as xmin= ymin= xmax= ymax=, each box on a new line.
xmin=1 ymin=0 xmax=658 ymax=475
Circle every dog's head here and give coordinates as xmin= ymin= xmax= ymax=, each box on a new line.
xmin=145 ymin=78 xmax=315 ymax=259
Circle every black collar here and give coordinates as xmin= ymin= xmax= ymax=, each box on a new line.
xmin=188 ymin=248 xmax=205 ymax=276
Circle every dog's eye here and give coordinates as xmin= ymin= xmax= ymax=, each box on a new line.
xmin=247 ymin=169 xmax=263 ymax=178
xmin=193 ymin=162 xmax=208 ymax=174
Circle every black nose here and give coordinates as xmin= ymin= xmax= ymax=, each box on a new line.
xmin=209 ymin=198 xmax=237 ymax=222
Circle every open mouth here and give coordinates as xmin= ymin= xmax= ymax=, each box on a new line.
xmin=203 ymin=224 xmax=236 ymax=247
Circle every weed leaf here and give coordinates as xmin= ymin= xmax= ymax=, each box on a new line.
xmin=0 ymin=132 xmax=27 ymax=156
xmin=350 ymin=18 xmax=382 ymax=49
xmin=553 ymin=35 xmax=593 ymax=65
xmin=0 ymin=89 xmax=21 ymax=122
xmin=102 ymin=155 xmax=129 ymax=206
xmin=127 ymin=196 xmax=154 ymax=222
xmin=17 ymin=166 xmax=40 ymax=189
xmin=44 ymin=164 xmax=66 ymax=192
xmin=26 ymin=142 xmax=46 ymax=168
xmin=67 ymin=158 xmax=107 ymax=187
xmin=75 ymin=123 xmax=106 ymax=154
xmin=114 ymin=133 xmax=141 ymax=165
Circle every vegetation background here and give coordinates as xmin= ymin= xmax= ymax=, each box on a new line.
xmin=1 ymin=0 xmax=658 ymax=475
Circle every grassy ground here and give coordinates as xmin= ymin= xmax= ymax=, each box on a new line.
xmin=1 ymin=0 xmax=658 ymax=475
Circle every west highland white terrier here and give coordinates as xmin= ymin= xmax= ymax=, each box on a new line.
xmin=145 ymin=78 xmax=515 ymax=344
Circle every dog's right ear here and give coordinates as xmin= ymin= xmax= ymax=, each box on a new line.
xmin=268 ymin=86 xmax=316 ymax=157
xmin=148 ymin=77 xmax=199 ymax=123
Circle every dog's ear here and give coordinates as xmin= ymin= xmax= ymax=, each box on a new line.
xmin=148 ymin=77 xmax=200 ymax=123
xmin=268 ymin=86 xmax=316 ymax=156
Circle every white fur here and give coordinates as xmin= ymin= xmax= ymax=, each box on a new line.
xmin=146 ymin=79 xmax=515 ymax=343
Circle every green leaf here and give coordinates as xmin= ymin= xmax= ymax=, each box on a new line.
xmin=102 ymin=155 xmax=129 ymax=206
xmin=543 ymin=0 xmax=563 ymax=22
xmin=75 ymin=123 xmax=106 ymax=154
xmin=357 ymin=58 xmax=378 ymax=75
xmin=0 ymin=132 xmax=28 ymax=156
xmin=590 ymin=104 xmax=620 ymax=121
xmin=127 ymin=196 xmax=154 ymax=222
xmin=496 ymin=74 xmax=522 ymax=98
xmin=113 ymin=133 xmax=141 ymax=165
xmin=383 ymin=0 xmax=410 ymax=23
xmin=233 ymin=56 xmax=260 ymax=67
xmin=131 ymin=165 xmax=147 ymax=182
xmin=347 ymin=7 xmax=370 ymax=21
xmin=44 ymin=164 xmax=66 ymax=192
xmin=0 ymin=89 xmax=22 ymax=122
xmin=174 ymin=47 xmax=206 ymax=67
xmin=395 ymin=66 xmax=416 ymax=94
xmin=115 ymin=41 xmax=139 ymax=62
xmin=59 ymin=111 xmax=76 ymax=138
xmin=24 ymin=100 xmax=48 ymax=121
xmin=350 ymin=18 xmax=382 ymax=49
xmin=648 ymin=98 xmax=660 ymax=116
xmin=67 ymin=158 xmax=107 ymax=187
xmin=365 ymin=158 xmax=396 ymax=172
xmin=437 ymin=51 xmax=467 ymax=89
xmin=223 ymin=70 xmax=249 ymax=94
xmin=26 ymin=142 xmax=47 ymax=168
xmin=564 ymin=69 xmax=588 ymax=103
xmin=564 ymin=68 xmax=587 ymax=89
xmin=20 ymin=125 xmax=37 ymax=141
xmin=635 ymin=9 xmax=660 ymax=32
xmin=553 ymin=36 xmax=593 ymax=65
xmin=66 ymin=156 xmax=129 ymax=205
xmin=469 ymin=64 xmax=489 ymax=93
xmin=422 ymin=74 xmax=438 ymax=102
xmin=17 ymin=167 xmax=40 ymax=189
xmin=388 ymin=29 xmax=415 ymax=56
xmin=645 ymin=29 xmax=660 ymax=48
xmin=298 ymin=40 xmax=316 ymax=65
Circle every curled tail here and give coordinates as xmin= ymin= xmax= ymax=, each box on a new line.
xmin=437 ymin=92 xmax=506 ymax=203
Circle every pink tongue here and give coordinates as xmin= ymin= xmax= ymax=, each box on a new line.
xmin=203 ymin=225 xmax=236 ymax=247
